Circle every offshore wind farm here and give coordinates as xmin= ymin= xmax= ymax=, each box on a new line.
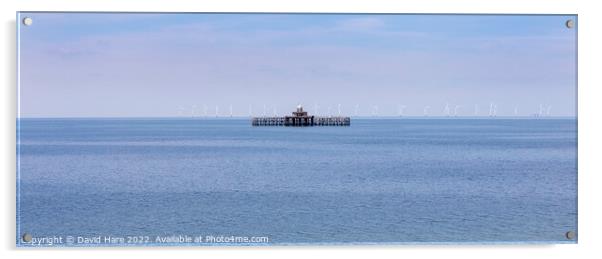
xmin=173 ymin=103 xmax=562 ymax=119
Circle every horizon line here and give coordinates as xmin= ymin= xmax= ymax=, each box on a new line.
xmin=16 ymin=115 xmax=577 ymax=120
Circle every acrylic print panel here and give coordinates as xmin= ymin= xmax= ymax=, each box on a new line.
xmin=16 ymin=12 xmax=577 ymax=246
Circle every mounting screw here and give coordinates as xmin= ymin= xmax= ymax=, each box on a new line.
xmin=565 ymin=19 xmax=574 ymax=29
xmin=22 ymin=233 xmax=32 ymax=242
xmin=22 ymin=17 xmax=33 ymax=26
xmin=565 ymin=231 xmax=576 ymax=240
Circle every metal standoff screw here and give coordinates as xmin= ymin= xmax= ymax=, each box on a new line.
xmin=565 ymin=19 xmax=574 ymax=29
xmin=565 ymin=231 xmax=576 ymax=240
xmin=22 ymin=17 xmax=33 ymax=26
xmin=22 ymin=233 xmax=32 ymax=242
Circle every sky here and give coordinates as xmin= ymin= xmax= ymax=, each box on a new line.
xmin=18 ymin=13 xmax=577 ymax=117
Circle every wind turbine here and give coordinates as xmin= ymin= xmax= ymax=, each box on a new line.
xmin=372 ymin=105 xmax=379 ymax=117
xmin=546 ymin=105 xmax=552 ymax=117
xmin=337 ymin=104 xmax=342 ymax=116
xmin=398 ymin=105 xmax=406 ymax=117
xmin=229 ymin=104 xmax=233 ymax=117
xmin=444 ymin=103 xmax=450 ymax=117
xmin=423 ymin=106 xmax=430 ymax=116
xmin=215 ymin=105 xmax=219 ymax=118
xmin=454 ymin=105 xmax=460 ymax=117
xmin=488 ymin=103 xmax=493 ymax=117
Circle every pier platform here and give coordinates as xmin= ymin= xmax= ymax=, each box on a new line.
xmin=251 ymin=105 xmax=350 ymax=126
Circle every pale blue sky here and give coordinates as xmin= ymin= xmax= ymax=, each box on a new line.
xmin=18 ymin=13 xmax=577 ymax=117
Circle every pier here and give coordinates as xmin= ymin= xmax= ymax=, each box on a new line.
xmin=252 ymin=105 xmax=350 ymax=126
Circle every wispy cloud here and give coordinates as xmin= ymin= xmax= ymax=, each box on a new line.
xmin=335 ymin=17 xmax=386 ymax=31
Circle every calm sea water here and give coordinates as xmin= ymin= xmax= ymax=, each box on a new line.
xmin=17 ymin=118 xmax=577 ymax=245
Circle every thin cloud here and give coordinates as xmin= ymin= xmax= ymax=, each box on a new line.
xmin=335 ymin=17 xmax=386 ymax=31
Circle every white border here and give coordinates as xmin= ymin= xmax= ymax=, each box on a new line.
xmin=2 ymin=0 xmax=601 ymax=258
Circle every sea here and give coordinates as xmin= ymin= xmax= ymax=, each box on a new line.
xmin=17 ymin=118 xmax=577 ymax=245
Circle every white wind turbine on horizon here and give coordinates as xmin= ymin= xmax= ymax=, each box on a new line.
xmin=372 ymin=105 xmax=379 ymax=117
xmin=191 ymin=104 xmax=197 ymax=117
xmin=444 ymin=103 xmax=450 ymax=117
xmin=398 ymin=105 xmax=406 ymax=117
xmin=488 ymin=103 xmax=498 ymax=117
